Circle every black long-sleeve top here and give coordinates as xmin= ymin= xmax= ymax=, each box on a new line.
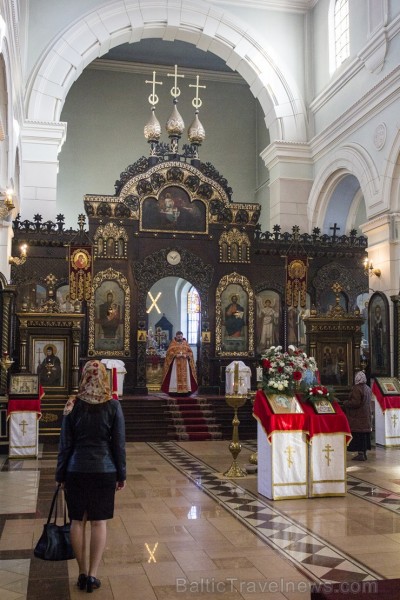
xmin=56 ymin=399 xmax=126 ymax=483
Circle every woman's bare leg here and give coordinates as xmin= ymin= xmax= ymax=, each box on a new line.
xmin=88 ymin=520 xmax=107 ymax=578
xmin=70 ymin=516 xmax=87 ymax=575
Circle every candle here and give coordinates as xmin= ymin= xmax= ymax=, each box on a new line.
xmin=233 ymin=362 xmax=239 ymax=394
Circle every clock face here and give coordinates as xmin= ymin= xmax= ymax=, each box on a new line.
xmin=167 ymin=250 xmax=181 ymax=265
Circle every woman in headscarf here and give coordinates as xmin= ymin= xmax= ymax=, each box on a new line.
xmin=343 ymin=370 xmax=372 ymax=461
xmin=56 ymin=360 xmax=126 ymax=593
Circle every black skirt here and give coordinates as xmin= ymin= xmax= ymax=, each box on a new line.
xmin=65 ymin=472 xmax=117 ymax=521
xmin=347 ymin=432 xmax=371 ymax=453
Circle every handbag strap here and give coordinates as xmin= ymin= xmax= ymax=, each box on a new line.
xmin=47 ymin=484 xmax=61 ymax=525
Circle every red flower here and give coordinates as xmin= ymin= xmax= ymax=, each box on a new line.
xmin=293 ymin=371 xmax=302 ymax=381
xmin=262 ymin=359 xmax=271 ymax=369
xmin=278 ymin=366 xmax=283 ymax=373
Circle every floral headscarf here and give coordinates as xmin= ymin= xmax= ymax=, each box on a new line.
xmin=63 ymin=360 xmax=112 ymax=415
xmin=355 ymin=371 xmax=367 ymax=385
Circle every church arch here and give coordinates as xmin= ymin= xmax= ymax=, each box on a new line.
xmin=132 ymin=247 xmax=213 ymax=390
xmin=308 ymin=143 xmax=381 ymax=231
xmin=383 ymin=129 xmax=400 ymax=214
xmin=26 ymin=0 xmax=307 ymax=143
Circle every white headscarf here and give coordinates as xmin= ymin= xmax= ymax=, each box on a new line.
xmin=355 ymin=371 xmax=367 ymax=385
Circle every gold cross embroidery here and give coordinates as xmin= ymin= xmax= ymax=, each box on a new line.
xmin=285 ymin=445 xmax=295 ymax=467
xmin=19 ymin=420 xmax=28 ymax=435
xmin=323 ymin=443 xmax=334 ymax=466
xmin=391 ymin=413 xmax=398 ymax=428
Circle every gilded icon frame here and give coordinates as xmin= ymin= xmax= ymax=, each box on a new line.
xmin=266 ymin=394 xmax=304 ymax=414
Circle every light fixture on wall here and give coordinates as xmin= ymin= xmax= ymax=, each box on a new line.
xmin=0 ymin=188 xmax=14 ymax=219
xmin=363 ymin=258 xmax=381 ymax=277
xmin=9 ymin=243 xmax=28 ymax=266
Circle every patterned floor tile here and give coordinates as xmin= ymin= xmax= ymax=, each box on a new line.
xmin=149 ymin=441 xmax=383 ymax=584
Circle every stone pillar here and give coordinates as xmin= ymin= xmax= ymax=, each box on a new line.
xmin=260 ymin=142 xmax=313 ymax=231
xmin=20 ymin=121 xmax=67 ymax=220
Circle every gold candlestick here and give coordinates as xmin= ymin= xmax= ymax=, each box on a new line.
xmin=224 ymin=382 xmax=247 ymax=478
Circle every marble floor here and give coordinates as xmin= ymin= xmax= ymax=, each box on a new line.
xmin=1 ymin=440 xmax=400 ymax=599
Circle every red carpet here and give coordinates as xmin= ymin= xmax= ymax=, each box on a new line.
xmin=166 ymin=396 xmax=222 ymax=441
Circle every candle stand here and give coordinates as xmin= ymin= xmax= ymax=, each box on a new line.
xmin=224 ymin=392 xmax=248 ymax=478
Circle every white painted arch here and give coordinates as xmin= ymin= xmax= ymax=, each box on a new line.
xmin=308 ymin=143 xmax=382 ymax=230
xmin=25 ymin=0 xmax=307 ymax=143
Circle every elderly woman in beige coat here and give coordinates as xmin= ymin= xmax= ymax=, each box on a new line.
xmin=343 ymin=371 xmax=372 ymax=461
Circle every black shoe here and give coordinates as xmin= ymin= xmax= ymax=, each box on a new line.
xmin=77 ymin=574 xmax=87 ymax=590
xmin=86 ymin=576 xmax=101 ymax=593
xmin=352 ymin=454 xmax=366 ymax=461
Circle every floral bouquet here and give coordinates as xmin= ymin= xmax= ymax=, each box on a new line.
xmin=303 ymin=384 xmax=333 ymax=406
xmin=260 ymin=345 xmax=316 ymax=395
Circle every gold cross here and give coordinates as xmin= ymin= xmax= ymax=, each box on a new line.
xmin=145 ymin=542 xmax=158 ymax=563
xmin=189 ymin=75 xmax=206 ymax=109
xmin=332 ymin=282 xmax=342 ymax=294
xmin=391 ymin=413 xmax=398 ymax=428
xmin=285 ymin=445 xmax=295 ymax=467
xmin=146 ymin=291 xmax=161 ymax=314
xmin=78 ymin=214 xmax=86 ymax=230
xmin=45 ymin=273 xmax=57 ymax=287
xmin=19 ymin=419 xmax=28 ymax=435
xmin=145 ymin=71 xmax=163 ymax=106
xmin=323 ymin=443 xmax=334 ymax=466
xmin=167 ymin=64 xmax=184 ymax=98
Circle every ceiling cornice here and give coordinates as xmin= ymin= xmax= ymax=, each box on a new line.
xmin=89 ymin=59 xmax=245 ymax=84
xmin=211 ymin=0 xmax=317 ymax=14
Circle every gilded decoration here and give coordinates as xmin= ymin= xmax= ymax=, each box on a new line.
xmin=88 ymin=268 xmax=130 ymax=357
xmin=94 ymin=223 xmax=128 ymax=259
xmin=216 ymin=272 xmax=254 ymax=357
xmin=84 ymin=161 xmax=260 ymax=231
xmin=219 ymin=228 xmax=250 ymax=263
xmin=132 ymin=248 xmax=213 ymax=388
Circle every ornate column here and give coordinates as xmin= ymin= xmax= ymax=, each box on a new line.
xmin=72 ymin=319 xmax=83 ymax=393
xmin=0 ymin=286 xmax=16 ymax=391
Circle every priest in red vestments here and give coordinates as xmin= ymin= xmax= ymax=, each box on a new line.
xmin=161 ymin=331 xmax=198 ymax=396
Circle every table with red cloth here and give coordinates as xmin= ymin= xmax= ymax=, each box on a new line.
xmin=253 ymin=390 xmax=351 ymax=499
xmin=7 ymin=387 xmax=43 ymax=459
xmin=372 ymin=380 xmax=400 ymax=446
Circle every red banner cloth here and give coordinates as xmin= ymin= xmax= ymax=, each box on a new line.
xmin=7 ymin=385 xmax=44 ymax=419
xmin=253 ymin=390 xmax=351 ymax=442
xmin=372 ymin=381 xmax=400 ymax=411
xmin=298 ymin=398 xmax=351 ymax=442
xmin=253 ymin=390 xmax=308 ymax=441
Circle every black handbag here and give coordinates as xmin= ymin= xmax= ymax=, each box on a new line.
xmin=34 ymin=484 xmax=75 ymax=561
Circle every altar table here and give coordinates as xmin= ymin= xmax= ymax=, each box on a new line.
xmin=7 ymin=394 xmax=42 ymax=459
xmin=253 ymin=390 xmax=351 ymax=499
xmin=372 ymin=381 xmax=400 ymax=447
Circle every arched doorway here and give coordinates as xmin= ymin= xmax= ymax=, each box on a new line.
xmin=145 ymin=277 xmax=201 ymax=391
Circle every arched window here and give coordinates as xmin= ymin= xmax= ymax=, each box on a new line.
xmin=187 ymin=287 xmax=200 ymax=344
xmin=334 ymin=0 xmax=349 ymax=69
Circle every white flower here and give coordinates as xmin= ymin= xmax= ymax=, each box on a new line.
xmin=277 ymin=384 xmax=283 ymax=390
